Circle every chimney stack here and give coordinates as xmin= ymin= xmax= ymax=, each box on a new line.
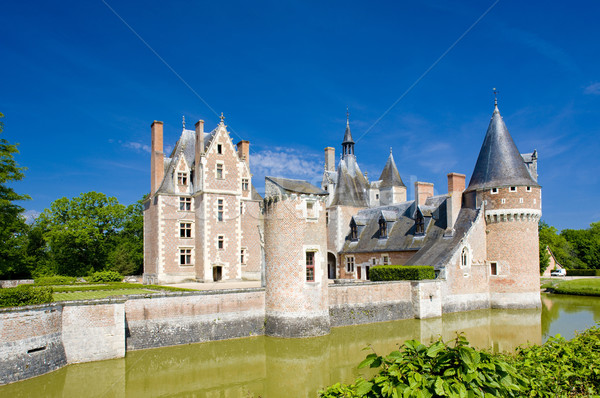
xmin=414 ymin=181 xmax=434 ymax=208
xmin=445 ymin=173 xmax=466 ymax=236
xmin=324 ymin=147 xmax=335 ymax=172
xmin=237 ymin=140 xmax=250 ymax=164
xmin=151 ymin=121 xmax=164 ymax=194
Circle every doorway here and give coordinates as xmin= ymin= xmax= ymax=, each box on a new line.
xmin=213 ymin=266 xmax=223 ymax=282
xmin=327 ymin=252 xmax=337 ymax=279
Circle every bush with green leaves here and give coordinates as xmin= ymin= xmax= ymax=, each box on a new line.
xmin=87 ymin=270 xmax=123 ymax=283
xmin=0 ymin=285 xmax=53 ymax=308
xmin=369 ymin=265 xmax=435 ymax=281
xmin=35 ymin=275 xmax=77 ymax=285
xmin=566 ymin=269 xmax=600 ymax=276
xmin=320 ymin=336 xmax=526 ymax=397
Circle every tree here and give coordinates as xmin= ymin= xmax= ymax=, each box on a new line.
xmin=37 ymin=192 xmax=126 ymax=276
xmin=538 ymin=220 xmax=585 ymax=270
xmin=0 ymin=112 xmax=32 ymax=278
xmin=107 ymin=196 xmax=145 ymax=275
xmin=561 ymin=222 xmax=600 ymax=269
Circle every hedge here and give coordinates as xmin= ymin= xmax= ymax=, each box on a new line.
xmin=0 ymin=285 xmax=54 ymax=308
xmin=566 ymin=269 xmax=600 ymax=277
xmin=369 ymin=265 xmax=435 ymax=281
xmin=87 ymin=271 xmax=123 ymax=283
xmin=35 ymin=275 xmax=78 ymax=285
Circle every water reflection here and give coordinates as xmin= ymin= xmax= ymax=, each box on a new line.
xmin=1 ymin=294 xmax=598 ymax=398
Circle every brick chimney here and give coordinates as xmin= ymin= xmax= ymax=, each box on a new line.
xmin=151 ymin=121 xmax=164 ymax=194
xmin=195 ymin=120 xmax=204 ymax=188
xmin=445 ymin=173 xmax=466 ymax=236
xmin=414 ymin=181 xmax=434 ymax=208
xmin=237 ymin=140 xmax=250 ymax=164
xmin=324 ymin=147 xmax=335 ymax=172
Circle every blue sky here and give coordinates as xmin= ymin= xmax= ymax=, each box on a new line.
xmin=1 ymin=1 xmax=598 ymax=231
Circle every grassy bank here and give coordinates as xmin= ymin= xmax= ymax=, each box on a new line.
xmin=542 ymin=277 xmax=600 ymax=297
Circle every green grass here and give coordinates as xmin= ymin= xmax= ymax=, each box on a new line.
xmin=543 ymin=277 xmax=600 ymax=296
xmin=53 ymin=289 xmax=160 ymax=301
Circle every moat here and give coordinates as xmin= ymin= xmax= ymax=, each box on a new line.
xmin=1 ymin=293 xmax=598 ymax=398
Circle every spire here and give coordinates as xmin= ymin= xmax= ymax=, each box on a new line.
xmin=219 ymin=112 xmax=225 ymax=124
xmin=342 ymin=108 xmax=355 ymax=159
xmin=466 ymin=104 xmax=540 ymax=192
xmin=379 ymin=150 xmax=406 ymax=188
xmin=182 ymin=115 xmax=186 ymax=129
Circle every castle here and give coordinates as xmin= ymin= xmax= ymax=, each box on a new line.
xmin=143 ymin=100 xmax=542 ymax=335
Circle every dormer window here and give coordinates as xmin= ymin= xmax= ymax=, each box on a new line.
xmin=177 ymin=172 xmax=188 ymax=185
xmin=510 ymin=186 xmax=517 ymax=192
xmin=491 ymin=188 xmax=498 ymax=194
xmin=242 ymin=178 xmax=249 ymax=191
xmin=378 ymin=218 xmax=387 ymax=239
xmin=350 ymin=221 xmax=358 ymax=240
xmin=415 ymin=214 xmax=424 ymax=235
xmin=526 ymin=186 xmax=532 ymax=192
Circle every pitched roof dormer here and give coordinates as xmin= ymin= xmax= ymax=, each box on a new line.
xmin=466 ymin=103 xmax=540 ymax=192
xmin=379 ymin=149 xmax=405 ymax=189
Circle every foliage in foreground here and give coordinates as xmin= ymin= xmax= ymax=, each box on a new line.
xmin=0 ymin=285 xmax=53 ymax=308
xmin=369 ymin=266 xmax=435 ymax=282
xmin=320 ymin=325 xmax=600 ymax=398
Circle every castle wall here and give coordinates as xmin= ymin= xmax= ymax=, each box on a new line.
xmin=240 ymin=200 xmax=263 ymax=280
xmin=339 ymin=251 xmax=417 ymax=280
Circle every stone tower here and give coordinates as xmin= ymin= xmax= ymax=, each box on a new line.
xmin=263 ymin=177 xmax=330 ymax=337
xmin=464 ymin=102 xmax=541 ymax=308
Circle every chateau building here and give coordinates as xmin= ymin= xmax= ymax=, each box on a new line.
xmin=144 ymin=100 xmax=541 ymax=311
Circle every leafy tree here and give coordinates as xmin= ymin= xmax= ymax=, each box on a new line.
xmin=561 ymin=222 xmax=600 ymax=269
xmin=538 ymin=220 xmax=585 ymax=270
xmin=37 ymin=192 xmax=127 ymax=276
xmin=107 ymin=197 xmax=145 ymax=275
xmin=0 ymin=112 xmax=32 ymax=278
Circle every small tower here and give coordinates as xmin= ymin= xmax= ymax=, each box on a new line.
xmin=263 ymin=177 xmax=330 ymax=337
xmin=378 ymin=148 xmax=407 ymax=205
xmin=464 ymin=101 xmax=541 ymax=309
xmin=341 ymin=109 xmax=355 ymax=159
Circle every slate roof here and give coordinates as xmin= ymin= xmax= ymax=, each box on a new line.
xmin=466 ymin=105 xmax=540 ymax=192
xmin=340 ymin=195 xmax=450 ymax=254
xmin=265 ymin=176 xmax=328 ymax=196
xmin=379 ymin=151 xmax=406 ymax=188
xmin=342 ymin=119 xmax=354 ymax=144
xmin=330 ymin=157 xmax=369 ymax=207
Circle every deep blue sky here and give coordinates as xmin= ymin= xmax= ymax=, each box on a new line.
xmin=1 ymin=1 xmax=598 ymax=231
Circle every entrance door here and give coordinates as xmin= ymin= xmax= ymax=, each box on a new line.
xmin=213 ymin=266 xmax=222 ymax=282
xmin=327 ymin=252 xmax=337 ymax=279
xmin=357 ymin=267 xmax=362 ymax=280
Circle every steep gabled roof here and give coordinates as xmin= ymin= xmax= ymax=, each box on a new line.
xmin=330 ymin=158 xmax=369 ymax=207
xmin=466 ymin=105 xmax=539 ymax=192
xmin=379 ymin=151 xmax=405 ymax=188
xmin=265 ymin=176 xmax=328 ymax=196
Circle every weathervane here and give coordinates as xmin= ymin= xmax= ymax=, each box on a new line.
xmin=182 ymin=115 xmax=186 ymax=129
xmin=346 ymin=107 xmax=349 ymax=125
xmin=220 ymin=112 xmax=225 ymax=123
xmin=493 ymin=87 xmax=499 ymax=106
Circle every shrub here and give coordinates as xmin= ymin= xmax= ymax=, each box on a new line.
xmin=566 ymin=269 xmax=600 ymax=276
xmin=369 ymin=265 xmax=435 ymax=281
xmin=87 ymin=271 xmax=123 ymax=283
xmin=35 ymin=275 xmax=77 ymax=285
xmin=0 ymin=285 xmax=54 ymax=308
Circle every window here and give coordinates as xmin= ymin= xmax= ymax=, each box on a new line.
xmin=372 ymin=258 xmax=377 ymax=266
xmin=306 ymin=251 xmax=315 ymax=282
xmin=179 ymin=197 xmax=192 ymax=211
xmin=526 ymin=186 xmax=532 ymax=192
xmin=382 ymin=255 xmax=389 ymax=265
xmin=180 ymin=222 xmax=192 ymax=238
xmin=180 ymin=248 xmax=192 ymax=266
xmin=241 ymin=248 xmax=247 ymax=264
xmin=216 ymin=164 xmax=224 ymax=179
xmin=490 ymin=262 xmax=498 ymax=276
xmin=177 ymin=172 xmax=188 ymax=185
xmin=519 ymin=198 xmax=524 ymax=203
xmin=350 ymin=221 xmax=358 ymax=240
xmin=326 ymin=211 xmax=329 ymax=225
xmin=217 ymin=199 xmax=224 ymax=221
xmin=501 ymin=198 xmax=506 ymax=204
xmin=306 ymin=201 xmax=315 ymax=218
xmin=415 ymin=215 xmax=424 ymax=235
xmin=345 ymin=256 xmax=355 ymax=273
xmin=242 ymin=178 xmax=249 ymax=191
xmin=375 ymin=194 xmax=379 ymax=200
xmin=217 ymin=235 xmax=224 ymax=250
xmin=461 ymin=247 xmax=469 ymax=268
xmin=379 ymin=218 xmax=387 ymax=239
xmin=240 ymin=201 xmax=244 ymax=215
xmin=491 ymin=188 xmax=498 ymax=194
xmin=510 ymin=186 xmax=517 ymax=192
xmin=217 ymin=144 xmax=222 ymax=154
xmin=533 ymin=198 xmax=537 ymax=204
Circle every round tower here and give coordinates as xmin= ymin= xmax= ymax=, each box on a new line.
xmin=263 ymin=177 xmax=330 ymax=337
xmin=464 ymin=102 xmax=541 ymax=309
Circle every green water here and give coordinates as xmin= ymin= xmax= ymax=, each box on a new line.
xmin=2 ymin=293 xmax=599 ymax=398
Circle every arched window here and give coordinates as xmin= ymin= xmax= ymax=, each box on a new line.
xmin=461 ymin=247 xmax=469 ymax=268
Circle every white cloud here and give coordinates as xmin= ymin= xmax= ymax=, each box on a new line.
xmin=23 ymin=209 xmax=41 ymax=224
xmin=584 ymin=82 xmax=600 ymax=95
xmin=251 ymin=147 xmax=323 ymax=186
xmin=122 ymin=141 xmax=151 ymax=153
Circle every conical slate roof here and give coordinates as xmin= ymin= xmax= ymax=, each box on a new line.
xmin=342 ymin=118 xmax=354 ymax=144
xmin=330 ymin=158 xmax=369 ymax=207
xmin=466 ymin=105 xmax=540 ymax=192
xmin=379 ymin=151 xmax=405 ymax=188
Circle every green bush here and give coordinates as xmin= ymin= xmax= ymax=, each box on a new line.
xmin=87 ymin=271 xmax=123 ymax=283
xmin=369 ymin=265 xmax=435 ymax=281
xmin=0 ymin=285 xmax=54 ymax=308
xmin=35 ymin=275 xmax=77 ymax=285
xmin=566 ymin=269 xmax=600 ymax=276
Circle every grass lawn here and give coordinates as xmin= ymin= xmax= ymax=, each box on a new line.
xmin=54 ymin=289 xmax=159 ymax=301
xmin=542 ymin=277 xmax=600 ymax=296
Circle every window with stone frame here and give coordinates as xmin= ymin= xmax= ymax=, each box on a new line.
xmin=241 ymin=247 xmax=247 ymax=264
xmin=306 ymin=201 xmax=316 ymax=218
xmin=179 ymin=197 xmax=192 ymax=211
xmin=179 ymin=248 xmax=192 ymax=266
xmin=461 ymin=247 xmax=469 ymax=268
xmin=306 ymin=251 xmax=315 ymax=282
xmin=217 ymin=235 xmax=224 ymax=250
xmin=217 ymin=199 xmax=224 ymax=221
xmin=177 ymin=172 xmax=188 ymax=185
xmin=216 ymin=163 xmax=224 ymax=179
xmin=490 ymin=261 xmax=498 ymax=276
xmin=180 ymin=222 xmax=192 ymax=238
xmin=242 ymin=178 xmax=249 ymax=191
xmin=346 ymin=256 xmax=355 ymax=273
xmin=217 ymin=144 xmax=223 ymax=154
xmin=382 ymin=255 xmax=390 ymax=265
xmin=379 ymin=217 xmax=388 ymax=239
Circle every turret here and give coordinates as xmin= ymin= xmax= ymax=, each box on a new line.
xmin=379 ymin=149 xmax=407 ymax=205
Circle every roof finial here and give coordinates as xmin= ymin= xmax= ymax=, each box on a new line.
xmin=182 ymin=115 xmax=186 ymax=129
xmin=390 ymin=147 xmax=393 ymax=155
xmin=220 ymin=112 xmax=225 ymax=123
xmin=493 ymin=87 xmax=499 ymax=107
xmin=346 ymin=107 xmax=349 ymax=127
